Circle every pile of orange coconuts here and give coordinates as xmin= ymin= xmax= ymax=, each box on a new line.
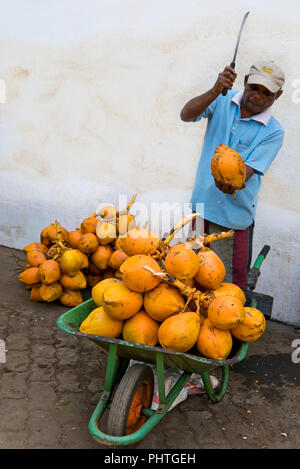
xmin=18 ymin=181 xmax=266 ymax=361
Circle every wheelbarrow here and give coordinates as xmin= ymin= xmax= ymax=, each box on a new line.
xmin=56 ymin=245 xmax=270 ymax=447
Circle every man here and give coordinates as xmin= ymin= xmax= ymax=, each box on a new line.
xmin=180 ymin=60 xmax=284 ymax=289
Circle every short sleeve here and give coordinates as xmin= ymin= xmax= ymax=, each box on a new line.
xmin=194 ymin=96 xmax=219 ymax=122
xmin=244 ymin=130 xmax=284 ymax=175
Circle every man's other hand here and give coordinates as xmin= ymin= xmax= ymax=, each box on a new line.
xmin=214 ymin=177 xmax=246 ymax=194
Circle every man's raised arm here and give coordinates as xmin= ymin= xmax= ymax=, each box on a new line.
xmin=180 ymin=66 xmax=237 ymax=122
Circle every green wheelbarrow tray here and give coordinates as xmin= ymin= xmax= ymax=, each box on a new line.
xmin=56 ymin=298 xmax=249 ymax=447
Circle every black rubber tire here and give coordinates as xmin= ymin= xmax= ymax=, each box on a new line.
xmin=107 ymin=364 xmax=154 ymax=436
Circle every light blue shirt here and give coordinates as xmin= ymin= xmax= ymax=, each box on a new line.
xmin=190 ymin=89 xmax=284 ymax=230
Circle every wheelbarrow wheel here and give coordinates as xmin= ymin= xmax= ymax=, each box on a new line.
xmin=107 ymin=364 xmax=154 ymax=436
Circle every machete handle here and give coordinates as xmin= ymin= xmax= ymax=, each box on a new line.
xmin=221 ymin=61 xmax=236 ymax=96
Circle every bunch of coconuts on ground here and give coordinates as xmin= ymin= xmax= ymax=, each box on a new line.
xmin=17 ymin=194 xmax=137 ymax=307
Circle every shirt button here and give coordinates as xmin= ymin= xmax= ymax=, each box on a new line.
xmin=232 ymin=126 xmax=236 ymax=130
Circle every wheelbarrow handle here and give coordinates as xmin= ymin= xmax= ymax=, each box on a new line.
xmin=253 ymin=245 xmax=270 ymax=269
xmin=246 ymin=268 xmax=260 ymax=291
xmin=247 ymin=245 xmax=271 ymax=291
xmin=259 ymin=245 xmax=270 ymax=258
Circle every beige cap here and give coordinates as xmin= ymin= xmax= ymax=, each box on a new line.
xmin=248 ymin=60 xmax=285 ymax=93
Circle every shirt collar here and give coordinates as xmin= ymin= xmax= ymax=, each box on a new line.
xmin=231 ymin=90 xmax=272 ymax=126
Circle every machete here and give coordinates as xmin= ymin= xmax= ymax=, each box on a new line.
xmin=222 ymin=11 xmax=250 ymax=96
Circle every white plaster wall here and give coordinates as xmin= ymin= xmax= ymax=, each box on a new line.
xmin=0 ymin=0 xmax=299 ymax=325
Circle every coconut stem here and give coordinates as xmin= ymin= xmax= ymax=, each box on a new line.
xmin=89 ymin=211 xmax=99 ymax=218
xmin=46 ymin=220 xmax=69 ymax=261
xmin=203 ymin=230 xmax=234 ymax=245
xmin=118 ymin=193 xmax=137 ymax=217
xmin=125 ymin=193 xmax=137 ymax=214
xmin=163 ymin=213 xmax=201 ymax=246
xmin=185 ymin=236 xmax=205 ymax=250
xmin=181 ymin=296 xmax=192 ymax=313
xmin=16 ymin=256 xmax=28 ymax=263
xmin=185 ymin=230 xmax=234 ymax=251
xmin=143 ymin=265 xmax=209 ymax=305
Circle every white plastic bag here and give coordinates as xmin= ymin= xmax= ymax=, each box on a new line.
xmin=129 ymin=360 xmax=219 ymax=412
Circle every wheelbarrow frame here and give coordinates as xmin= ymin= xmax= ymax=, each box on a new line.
xmin=56 ymin=298 xmax=250 ymax=447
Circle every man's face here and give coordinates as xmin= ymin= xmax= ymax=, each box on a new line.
xmin=241 ymin=75 xmax=283 ymax=116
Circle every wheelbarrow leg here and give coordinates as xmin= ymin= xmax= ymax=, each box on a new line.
xmin=201 ymin=365 xmax=229 ymax=403
xmin=88 ymin=343 xmax=127 ymax=429
xmin=155 ymin=352 xmax=191 ymax=413
xmin=103 ymin=343 xmax=127 ymax=400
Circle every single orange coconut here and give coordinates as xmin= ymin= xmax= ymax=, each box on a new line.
xmin=196 ymin=318 xmax=232 ymax=360
xmin=39 ymin=282 xmax=62 ymax=302
xmin=80 ymin=217 xmax=99 ymax=234
xmin=91 ymin=245 xmax=113 ymax=270
xmin=78 ymin=233 xmax=99 ymax=254
xmin=60 ymin=271 xmax=87 ymax=290
xmin=210 ymin=282 xmax=246 ymax=305
xmin=231 ymin=307 xmax=266 ymax=342
xmin=40 ymin=225 xmax=53 ymax=246
xmin=164 ymin=244 xmax=200 ymax=281
xmin=80 ymin=306 xmax=123 ymax=338
xmin=103 ymin=282 xmax=143 ymax=320
xmin=99 ymin=205 xmax=119 ymax=219
xmin=92 ymin=278 xmax=122 ymax=307
xmin=194 ymin=247 xmax=226 ymax=290
xmin=60 ymin=249 xmax=82 ymax=276
xmin=38 ymin=260 xmax=61 ymax=285
xmin=30 ymin=285 xmax=44 ymax=302
xmin=74 ymin=249 xmax=89 ymax=269
xmin=144 ymin=283 xmax=185 ymax=322
xmin=207 ymin=295 xmax=245 ymax=330
xmin=108 ymin=249 xmax=129 ymax=270
xmin=158 ymin=312 xmax=201 ymax=353
xmin=26 ymin=250 xmax=47 ymax=267
xmin=123 ymin=310 xmax=160 ymax=346
xmin=23 ymin=242 xmax=48 ymax=254
xmin=211 ymin=144 xmax=246 ymax=198
xmin=60 ymin=289 xmax=83 ymax=307
xmin=118 ymin=228 xmax=161 ymax=256
xmin=96 ymin=220 xmax=117 ymax=245
xmin=68 ymin=230 xmax=82 ymax=249
xmin=46 ymin=224 xmax=68 ymax=243
xmin=120 ymin=255 xmax=162 ymax=293
xmin=18 ymin=267 xmax=40 ymax=287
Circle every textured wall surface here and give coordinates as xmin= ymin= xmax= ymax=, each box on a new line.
xmin=0 ymin=0 xmax=299 ymax=324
